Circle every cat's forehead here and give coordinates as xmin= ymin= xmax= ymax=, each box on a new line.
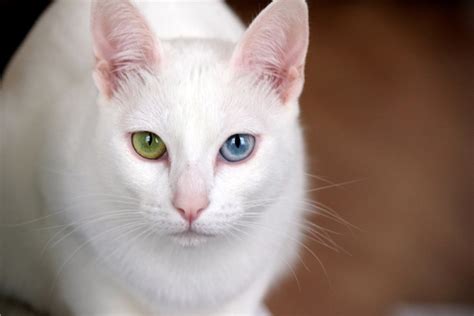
xmin=163 ymin=39 xmax=234 ymax=71
xmin=119 ymin=40 xmax=232 ymax=109
xmin=121 ymin=40 xmax=276 ymax=121
xmin=156 ymin=39 xmax=237 ymax=111
xmin=117 ymin=43 xmax=275 ymax=148
xmin=115 ymin=37 xmax=287 ymax=160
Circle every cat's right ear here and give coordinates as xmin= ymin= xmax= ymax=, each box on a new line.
xmin=91 ymin=0 xmax=161 ymax=99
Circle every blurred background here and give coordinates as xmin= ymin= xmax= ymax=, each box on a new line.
xmin=1 ymin=1 xmax=473 ymax=315
xmin=228 ymin=1 xmax=474 ymax=315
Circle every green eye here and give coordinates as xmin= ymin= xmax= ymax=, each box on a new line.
xmin=131 ymin=131 xmax=167 ymax=160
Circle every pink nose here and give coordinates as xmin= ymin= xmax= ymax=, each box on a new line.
xmin=172 ymin=194 xmax=209 ymax=224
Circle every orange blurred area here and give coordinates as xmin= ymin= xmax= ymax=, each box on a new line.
xmin=227 ymin=1 xmax=474 ymax=315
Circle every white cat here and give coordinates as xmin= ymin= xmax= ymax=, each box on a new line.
xmin=0 ymin=0 xmax=309 ymax=315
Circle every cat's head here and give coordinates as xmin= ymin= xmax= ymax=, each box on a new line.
xmin=90 ymin=0 xmax=309 ymax=247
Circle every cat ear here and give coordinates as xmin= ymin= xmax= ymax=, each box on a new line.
xmin=91 ymin=0 xmax=161 ymax=98
xmin=231 ymin=0 xmax=309 ymax=104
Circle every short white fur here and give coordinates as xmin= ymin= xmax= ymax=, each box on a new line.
xmin=0 ymin=0 xmax=309 ymax=315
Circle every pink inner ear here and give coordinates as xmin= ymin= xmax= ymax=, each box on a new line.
xmin=91 ymin=0 xmax=160 ymax=98
xmin=231 ymin=0 xmax=309 ymax=103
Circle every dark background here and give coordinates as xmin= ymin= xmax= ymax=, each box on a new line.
xmin=1 ymin=1 xmax=473 ymax=315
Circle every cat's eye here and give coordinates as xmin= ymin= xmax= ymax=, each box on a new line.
xmin=131 ymin=131 xmax=167 ymax=160
xmin=220 ymin=134 xmax=256 ymax=162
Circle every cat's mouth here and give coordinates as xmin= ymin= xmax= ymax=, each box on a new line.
xmin=171 ymin=229 xmax=216 ymax=238
xmin=170 ymin=230 xmax=215 ymax=247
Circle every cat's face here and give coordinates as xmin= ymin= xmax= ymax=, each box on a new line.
xmin=90 ymin=0 xmax=308 ymax=247
xmin=95 ymin=41 xmax=298 ymax=247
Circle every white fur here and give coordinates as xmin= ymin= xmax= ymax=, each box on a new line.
xmin=0 ymin=0 xmax=309 ymax=315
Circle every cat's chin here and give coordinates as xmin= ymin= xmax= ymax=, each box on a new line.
xmin=170 ymin=231 xmax=214 ymax=247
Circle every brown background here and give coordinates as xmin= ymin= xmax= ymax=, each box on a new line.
xmin=1 ymin=1 xmax=473 ymax=316
xmin=227 ymin=1 xmax=474 ymax=315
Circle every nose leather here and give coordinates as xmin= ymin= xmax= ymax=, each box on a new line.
xmin=172 ymin=168 xmax=209 ymax=224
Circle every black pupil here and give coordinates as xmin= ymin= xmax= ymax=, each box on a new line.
xmin=234 ymin=135 xmax=241 ymax=148
xmin=146 ymin=133 xmax=153 ymax=146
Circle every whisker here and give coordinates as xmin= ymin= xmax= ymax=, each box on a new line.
xmin=96 ymin=223 xmax=153 ymax=265
xmin=306 ymin=178 xmax=364 ymax=193
xmin=241 ymin=221 xmax=332 ymax=286
xmin=2 ymin=199 xmax=139 ymax=227
xmin=304 ymin=172 xmax=335 ymax=185
xmin=41 ymin=211 xmax=142 ymax=255
xmin=48 ymin=221 xmax=148 ymax=298
xmin=241 ymin=196 xmax=358 ymax=235
xmin=239 ymin=212 xmax=347 ymax=254
xmin=299 ymin=206 xmax=351 ymax=229
xmin=229 ymin=223 xmax=303 ymax=291
xmin=302 ymin=200 xmax=360 ymax=232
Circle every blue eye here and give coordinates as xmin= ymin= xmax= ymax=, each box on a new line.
xmin=220 ymin=134 xmax=256 ymax=162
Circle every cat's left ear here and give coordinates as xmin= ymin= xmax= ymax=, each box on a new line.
xmin=91 ymin=0 xmax=161 ymax=99
xmin=231 ymin=0 xmax=309 ymax=104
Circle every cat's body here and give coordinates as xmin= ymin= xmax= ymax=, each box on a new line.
xmin=0 ymin=0 xmax=309 ymax=315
